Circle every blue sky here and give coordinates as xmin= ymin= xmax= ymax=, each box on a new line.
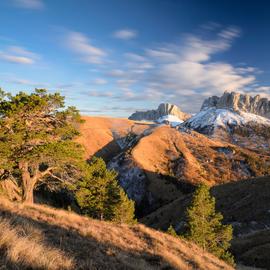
xmin=0 ymin=0 xmax=270 ymax=116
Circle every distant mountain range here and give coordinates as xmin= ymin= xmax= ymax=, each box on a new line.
xmin=128 ymin=92 xmax=270 ymax=151
xmin=128 ymin=103 xmax=191 ymax=122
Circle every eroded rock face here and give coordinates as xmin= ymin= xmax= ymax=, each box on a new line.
xmin=201 ymin=91 xmax=270 ymax=118
xmin=129 ymin=103 xmax=190 ymax=121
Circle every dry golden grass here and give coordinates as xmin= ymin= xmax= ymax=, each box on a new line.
xmin=132 ymin=126 xmax=269 ymax=187
xmin=76 ymin=116 xmax=151 ymax=160
xmin=0 ymin=217 xmax=73 ymax=269
xmin=0 ymin=197 xmax=233 ymax=270
xmin=118 ymin=125 xmax=270 ymax=209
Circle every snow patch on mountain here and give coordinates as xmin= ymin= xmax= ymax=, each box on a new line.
xmin=183 ymin=108 xmax=270 ymax=131
xmin=157 ymin=114 xmax=183 ymax=127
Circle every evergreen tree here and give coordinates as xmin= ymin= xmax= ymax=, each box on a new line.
xmin=112 ymin=189 xmax=136 ymax=224
xmin=185 ymin=184 xmax=234 ymax=265
xmin=0 ymin=89 xmax=85 ymax=203
xmin=167 ymin=225 xmax=178 ymax=237
xmin=75 ymin=157 xmax=136 ymax=224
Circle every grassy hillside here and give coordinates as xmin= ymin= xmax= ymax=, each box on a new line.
xmin=142 ymin=175 xmax=270 ymax=269
xmin=0 ymin=196 xmax=233 ymax=270
xmin=109 ymin=125 xmax=270 ymax=216
xmin=76 ymin=116 xmax=152 ymax=161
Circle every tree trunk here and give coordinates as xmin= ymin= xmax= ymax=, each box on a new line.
xmin=23 ymin=182 xmax=35 ymax=204
xmin=19 ymin=161 xmax=36 ymax=204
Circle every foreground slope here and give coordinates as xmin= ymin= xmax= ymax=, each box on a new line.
xmin=0 ymin=197 xmax=232 ymax=270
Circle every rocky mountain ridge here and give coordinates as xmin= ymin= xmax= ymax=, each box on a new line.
xmin=183 ymin=92 xmax=270 ymax=151
xmin=201 ymin=91 xmax=270 ymax=118
xmin=128 ymin=103 xmax=191 ymax=121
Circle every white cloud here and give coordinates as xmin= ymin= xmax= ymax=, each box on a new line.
xmin=138 ymin=26 xmax=256 ymax=110
xmin=107 ymin=69 xmax=126 ymax=77
xmin=116 ymin=79 xmax=137 ymax=88
xmin=82 ymin=90 xmax=113 ymax=97
xmin=254 ymin=86 xmax=270 ymax=92
xmin=99 ymin=26 xmax=267 ymax=113
xmin=146 ymin=48 xmax=177 ymax=61
xmin=124 ymin=53 xmax=145 ymax=62
xmin=12 ymin=0 xmax=44 ymax=10
xmin=0 ymin=54 xmax=34 ymax=64
xmin=66 ymin=25 xmax=269 ymax=115
xmin=6 ymin=77 xmax=48 ymax=87
xmin=113 ymin=29 xmax=137 ymax=40
xmin=66 ymin=31 xmax=106 ymax=64
xmin=0 ymin=46 xmax=39 ymax=64
xmin=93 ymin=78 xmax=107 ymax=85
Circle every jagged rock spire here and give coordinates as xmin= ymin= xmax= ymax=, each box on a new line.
xmin=201 ymin=91 xmax=270 ymax=119
xmin=128 ymin=103 xmax=190 ymax=121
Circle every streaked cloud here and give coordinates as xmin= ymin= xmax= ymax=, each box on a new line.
xmin=254 ymin=86 xmax=270 ymax=92
xmin=113 ymin=29 xmax=137 ymax=40
xmin=82 ymin=90 xmax=113 ymax=97
xmin=0 ymin=46 xmax=39 ymax=64
xmin=150 ymin=26 xmax=255 ymax=98
xmin=93 ymin=26 xmax=266 ymax=113
xmin=124 ymin=53 xmax=145 ymax=62
xmin=106 ymin=69 xmax=126 ymax=77
xmin=6 ymin=77 xmax=48 ymax=88
xmin=12 ymin=0 xmax=44 ymax=10
xmin=66 ymin=31 xmax=107 ymax=64
xmin=92 ymin=78 xmax=107 ymax=85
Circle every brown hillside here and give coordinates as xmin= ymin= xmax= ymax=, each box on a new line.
xmin=110 ymin=126 xmax=270 ymax=215
xmin=76 ymin=116 xmax=152 ymax=160
xmin=0 ymin=197 xmax=232 ymax=270
xmin=132 ymin=126 xmax=270 ymax=185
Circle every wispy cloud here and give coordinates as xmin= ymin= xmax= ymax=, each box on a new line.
xmin=80 ymin=105 xmax=139 ymax=115
xmin=92 ymin=78 xmax=107 ymax=85
xmin=6 ymin=77 xmax=48 ymax=88
xmin=113 ymin=29 xmax=137 ymax=40
xmin=0 ymin=46 xmax=39 ymax=64
xmin=81 ymin=90 xmax=113 ymax=97
xmin=124 ymin=53 xmax=145 ymax=62
xmin=66 ymin=31 xmax=107 ymax=64
xmin=106 ymin=69 xmax=126 ymax=77
xmin=149 ymin=26 xmax=256 ymax=98
xmin=94 ymin=25 xmax=267 ymax=113
xmin=12 ymin=0 xmax=44 ymax=10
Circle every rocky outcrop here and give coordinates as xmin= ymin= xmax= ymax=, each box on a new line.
xmin=201 ymin=91 xmax=270 ymax=118
xmin=129 ymin=103 xmax=190 ymax=121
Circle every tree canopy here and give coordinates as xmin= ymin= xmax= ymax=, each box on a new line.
xmin=0 ymin=88 xmax=85 ymax=203
xmin=185 ymin=184 xmax=234 ymax=265
xmin=75 ymin=157 xmax=136 ymax=224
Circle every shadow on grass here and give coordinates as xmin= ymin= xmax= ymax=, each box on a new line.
xmin=0 ymin=207 xmax=177 ymax=270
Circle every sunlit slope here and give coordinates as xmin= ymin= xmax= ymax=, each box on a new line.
xmin=76 ymin=116 xmax=152 ymax=160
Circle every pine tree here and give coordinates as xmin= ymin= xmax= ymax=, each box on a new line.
xmin=75 ymin=157 xmax=136 ymax=224
xmin=0 ymin=89 xmax=85 ymax=203
xmin=167 ymin=225 xmax=178 ymax=237
xmin=112 ymin=189 xmax=136 ymax=224
xmin=185 ymin=184 xmax=234 ymax=265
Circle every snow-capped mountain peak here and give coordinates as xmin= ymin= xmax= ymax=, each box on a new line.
xmin=183 ymin=108 xmax=270 ymax=133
